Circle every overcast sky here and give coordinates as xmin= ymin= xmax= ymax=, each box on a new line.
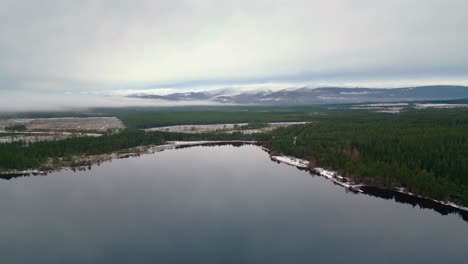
xmin=1 ymin=0 xmax=468 ymax=110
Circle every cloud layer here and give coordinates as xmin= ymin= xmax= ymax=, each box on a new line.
xmin=1 ymin=0 xmax=468 ymax=96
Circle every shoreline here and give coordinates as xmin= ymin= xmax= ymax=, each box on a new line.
xmin=267 ymin=152 xmax=468 ymax=213
xmin=1 ymin=141 xmax=467 ymax=214
xmin=0 ymin=140 xmax=259 ymax=177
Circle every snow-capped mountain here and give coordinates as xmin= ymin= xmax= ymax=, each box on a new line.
xmin=128 ymin=85 xmax=468 ymax=105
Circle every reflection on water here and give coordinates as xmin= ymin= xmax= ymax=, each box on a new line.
xmin=3 ymin=144 xmax=467 ymax=223
xmin=0 ymin=145 xmax=467 ymax=263
xmin=361 ymin=186 xmax=468 ymax=222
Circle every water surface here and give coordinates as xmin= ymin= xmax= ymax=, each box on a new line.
xmin=0 ymin=145 xmax=467 ymax=263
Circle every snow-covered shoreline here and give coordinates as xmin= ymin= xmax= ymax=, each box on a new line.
xmin=391 ymin=188 xmax=468 ymax=212
xmin=267 ymin=154 xmax=467 ymax=212
xmin=270 ymin=155 xmax=309 ymax=168
xmin=269 ymin=155 xmax=365 ymax=193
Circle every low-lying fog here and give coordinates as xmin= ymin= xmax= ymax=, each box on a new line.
xmin=0 ymin=92 xmax=219 ymax=113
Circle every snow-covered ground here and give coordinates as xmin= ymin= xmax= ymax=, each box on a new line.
xmin=355 ymin=103 xmax=409 ymax=107
xmin=272 ymin=160 xmax=364 ymax=193
xmin=144 ymin=122 xmax=309 ymax=134
xmin=414 ymin=103 xmax=468 ymax=109
xmin=0 ymin=117 xmax=125 ymax=132
xmin=314 ymin=167 xmax=336 ymax=179
xmin=350 ymin=102 xmax=468 ymax=113
xmin=145 ymin=124 xmax=247 ymax=133
xmin=351 ymin=106 xmax=404 ymax=113
xmin=0 ymin=132 xmax=102 ymax=143
xmin=270 ymin=156 xmax=309 ymax=168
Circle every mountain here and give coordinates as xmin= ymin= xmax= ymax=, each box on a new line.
xmin=128 ymin=85 xmax=468 ymax=105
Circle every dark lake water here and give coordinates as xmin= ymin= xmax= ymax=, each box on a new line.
xmin=1 ymin=145 xmax=467 ymax=263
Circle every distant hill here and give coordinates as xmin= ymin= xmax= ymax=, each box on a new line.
xmin=129 ymin=85 xmax=468 ymax=105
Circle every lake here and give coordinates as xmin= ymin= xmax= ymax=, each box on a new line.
xmin=0 ymin=145 xmax=467 ymax=263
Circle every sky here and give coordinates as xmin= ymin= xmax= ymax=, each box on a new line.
xmin=1 ymin=0 xmax=468 ymax=110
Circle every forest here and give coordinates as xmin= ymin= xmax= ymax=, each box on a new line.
xmin=4 ymin=124 xmax=27 ymax=131
xmin=1 ymin=107 xmax=467 ymax=206
xmin=264 ymin=109 xmax=468 ymax=206
xmin=0 ymin=129 xmax=263 ymax=171
xmin=96 ymin=106 xmax=322 ymax=128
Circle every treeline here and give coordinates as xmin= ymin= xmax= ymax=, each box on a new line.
xmin=0 ymin=130 xmax=262 ymax=171
xmin=97 ymin=107 xmax=319 ymax=128
xmin=264 ymin=109 xmax=468 ymax=206
xmin=4 ymin=124 xmax=27 ymax=131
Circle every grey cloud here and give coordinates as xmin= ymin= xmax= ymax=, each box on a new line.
xmin=1 ymin=0 xmax=468 ymax=94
